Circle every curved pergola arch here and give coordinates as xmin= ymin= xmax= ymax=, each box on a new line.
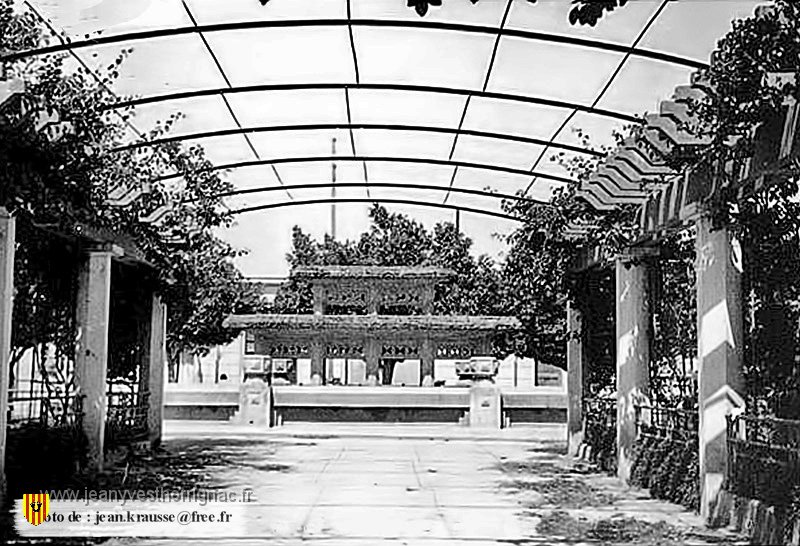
xmin=155 ymin=155 xmax=576 ymax=185
xmin=0 ymin=19 xmax=708 ymax=70
xmin=230 ymin=197 xmax=523 ymax=223
xmin=108 ymin=83 xmax=641 ymax=125
xmin=112 ymin=123 xmax=605 ymax=156
xmin=205 ymin=180 xmax=542 ymax=205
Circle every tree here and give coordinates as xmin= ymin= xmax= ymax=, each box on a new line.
xmin=274 ymin=204 xmax=503 ymax=318
xmin=1 ymin=0 xmax=252 ymax=384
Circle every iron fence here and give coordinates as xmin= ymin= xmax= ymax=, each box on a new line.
xmin=631 ymin=404 xmax=699 ymax=511
xmin=635 ymin=405 xmax=698 ymax=442
xmin=726 ymin=413 xmax=800 ymax=507
xmin=8 ymin=388 xmax=84 ymax=428
xmin=105 ymin=390 xmax=150 ymax=446
xmin=582 ymin=397 xmax=617 ymax=470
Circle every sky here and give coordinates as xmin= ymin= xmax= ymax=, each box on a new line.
xmin=27 ymin=0 xmax=763 ymax=277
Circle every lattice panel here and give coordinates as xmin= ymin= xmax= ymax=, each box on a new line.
xmin=325 ymin=343 xmax=365 ymax=358
xmin=436 ymin=343 xmax=476 ymax=359
xmin=324 ymin=287 xmax=368 ymax=309
xmin=382 ymin=342 xmax=420 ymax=358
xmin=264 ymin=343 xmax=309 ymax=358
xmin=380 ymin=290 xmax=423 ymax=308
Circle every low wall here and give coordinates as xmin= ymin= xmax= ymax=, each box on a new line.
xmin=164 ymin=384 xmax=567 ymax=424
xmin=164 ymin=386 xmax=238 ymax=421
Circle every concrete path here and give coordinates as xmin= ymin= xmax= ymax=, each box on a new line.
xmin=84 ymin=423 xmax=744 ymax=545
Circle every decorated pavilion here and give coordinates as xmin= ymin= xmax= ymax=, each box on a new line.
xmin=225 ymin=265 xmax=520 ymax=386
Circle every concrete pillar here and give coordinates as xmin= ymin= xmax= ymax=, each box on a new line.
xmin=695 ymin=216 xmax=745 ymax=521
xmin=310 ymin=338 xmax=324 ymax=385
xmin=420 ymin=338 xmax=435 ymax=386
xmin=74 ymin=248 xmax=115 ymax=473
xmin=615 ymin=253 xmax=652 ymax=484
xmin=566 ymin=300 xmax=584 ymax=457
xmin=365 ymin=338 xmax=380 ymax=386
xmin=147 ymin=295 xmax=167 ymax=448
xmin=478 ymin=336 xmax=492 ymax=355
xmin=421 ymin=285 xmax=434 ymax=314
xmin=0 ymin=208 xmax=15 ymax=503
xmin=312 ymin=284 xmax=324 ymax=315
xmin=367 ymin=285 xmax=378 ymax=315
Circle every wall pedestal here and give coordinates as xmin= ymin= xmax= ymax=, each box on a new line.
xmin=468 ymin=380 xmax=501 ymax=429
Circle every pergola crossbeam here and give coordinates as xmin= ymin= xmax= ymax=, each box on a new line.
xmin=106 ymin=83 xmax=641 ymax=125
xmin=1 ymin=19 xmax=709 ymax=69
xmin=207 ymin=181 xmax=542 ymax=205
xmin=230 ymin=198 xmax=523 ymax=223
xmin=153 ymin=155 xmax=576 ymax=185
xmin=112 ymin=123 xmax=605 ymax=157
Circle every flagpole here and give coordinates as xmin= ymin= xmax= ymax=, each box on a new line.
xmin=331 ymin=137 xmax=337 ymax=240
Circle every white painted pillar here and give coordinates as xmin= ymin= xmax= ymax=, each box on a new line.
xmin=566 ymin=300 xmax=584 ymax=456
xmin=365 ymin=338 xmax=380 ymax=386
xmin=147 ymin=295 xmax=167 ymax=448
xmin=74 ymin=248 xmax=114 ymax=473
xmin=0 ymin=208 xmax=15 ymax=503
xmin=615 ymin=254 xmax=652 ymax=484
xmin=695 ymin=216 xmax=745 ymax=520
xmin=420 ymin=338 xmax=434 ymax=386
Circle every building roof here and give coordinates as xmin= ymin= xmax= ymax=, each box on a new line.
xmin=224 ymin=313 xmax=519 ymax=332
xmin=292 ymin=266 xmax=454 ymax=281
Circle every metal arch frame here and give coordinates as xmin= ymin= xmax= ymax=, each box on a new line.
xmin=230 ymin=197 xmax=524 ymax=223
xmin=154 ymin=155 xmax=576 ymax=185
xmin=206 ymin=181 xmax=544 ymax=204
xmin=107 ymin=82 xmax=642 ymax=124
xmin=112 ymin=122 xmax=605 ymax=156
xmin=0 ymin=19 xmax=708 ymax=70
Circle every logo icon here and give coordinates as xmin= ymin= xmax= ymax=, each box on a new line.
xmin=22 ymin=493 xmax=50 ymax=526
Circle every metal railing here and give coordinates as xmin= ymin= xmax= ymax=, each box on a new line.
xmin=726 ymin=413 xmax=800 ymax=507
xmin=636 ymin=405 xmax=698 ymax=442
xmin=8 ymin=390 xmax=84 ymax=428
xmin=105 ymin=390 xmax=150 ymax=446
xmin=582 ymin=397 xmax=617 ymax=469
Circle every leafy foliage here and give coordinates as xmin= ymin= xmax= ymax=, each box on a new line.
xmin=499 ymin=129 xmax=637 ymax=373
xmin=650 ymin=229 xmax=697 ymax=408
xmin=0 ymin=1 xmax=255 ymax=380
xmin=257 ymin=0 xmax=627 ymax=25
xmin=688 ymin=1 xmax=800 ymax=417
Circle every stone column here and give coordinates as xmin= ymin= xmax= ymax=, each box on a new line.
xmin=566 ymin=299 xmax=584 ymax=457
xmin=74 ymin=247 xmax=116 ymax=473
xmin=0 ymin=208 xmax=15 ymax=503
xmin=421 ymin=285 xmax=434 ymax=314
xmin=310 ymin=337 xmax=324 ymax=385
xmin=478 ymin=336 xmax=492 ymax=356
xmin=365 ymin=337 xmax=380 ymax=386
xmin=695 ymin=215 xmax=745 ymax=520
xmin=615 ymin=252 xmax=652 ymax=484
xmin=366 ymin=284 xmax=378 ymax=315
xmin=312 ymin=283 xmax=324 ymax=315
xmin=420 ymin=338 xmax=435 ymax=386
xmin=147 ymin=295 xmax=167 ymax=448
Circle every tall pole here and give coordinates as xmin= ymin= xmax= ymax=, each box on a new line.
xmin=331 ymin=137 xmax=337 ymax=240
xmin=455 ymin=209 xmax=461 ymax=233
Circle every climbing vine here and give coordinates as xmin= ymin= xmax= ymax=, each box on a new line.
xmin=692 ymin=1 xmax=800 ymax=418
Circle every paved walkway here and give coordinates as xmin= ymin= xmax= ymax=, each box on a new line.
xmin=71 ymin=423 xmax=747 ymax=544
